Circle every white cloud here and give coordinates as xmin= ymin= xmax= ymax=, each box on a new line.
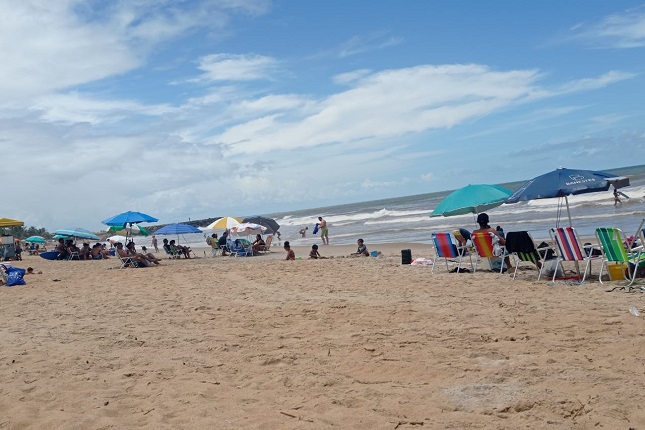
xmin=333 ymin=69 xmax=373 ymax=85
xmin=29 ymin=93 xmax=176 ymax=125
xmin=0 ymin=1 xmax=138 ymax=101
xmin=214 ymin=64 xmax=543 ymax=155
xmin=338 ymin=32 xmax=404 ymax=58
xmin=195 ymin=53 xmax=280 ymax=81
xmin=0 ymin=0 xmax=273 ymax=102
xmin=555 ymin=70 xmax=636 ymax=93
xmin=571 ymin=7 xmax=645 ymax=48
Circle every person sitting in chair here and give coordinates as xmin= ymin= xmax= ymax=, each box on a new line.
xmin=55 ymin=238 xmax=69 ymax=260
xmin=169 ymin=240 xmax=191 ymax=259
xmin=116 ymin=242 xmax=150 ymax=267
xmin=79 ymin=243 xmax=91 ymax=260
xmin=473 ymin=213 xmax=513 ymax=269
xmin=141 ymin=246 xmax=162 ymax=264
xmin=90 ymin=243 xmax=104 ymax=259
xmin=126 ymin=242 xmax=160 ymax=265
xmin=252 ymin=234 xmax=266 ymax=255
xmin=218 ymin=232 xmax=230 ymax=256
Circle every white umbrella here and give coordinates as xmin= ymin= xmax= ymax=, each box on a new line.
xmin=107 ymin=235 xmax=128 ymax=243
xmin=230 ymin=223 xmax=267 ymax=236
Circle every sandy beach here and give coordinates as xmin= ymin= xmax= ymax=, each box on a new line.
xmin=1 ymin=243 xmax=644 ymax=429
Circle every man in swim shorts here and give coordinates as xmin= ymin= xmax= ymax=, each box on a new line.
xmin=318 ymin=216 xmax=329 ymax=245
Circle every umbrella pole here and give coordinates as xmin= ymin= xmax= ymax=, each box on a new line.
xmin=564 ymin=196 xmax=572 ymax=228
xmin=564 ymin=196 xmax=581 ymax=278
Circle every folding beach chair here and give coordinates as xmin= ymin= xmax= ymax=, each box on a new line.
xmin=471 ymin=231 xmax=507 ymax=274
xmin=431 ymin=232 xmax=472 ymax=273
xmin=117 ymin=252 xmax=141 ymax=269
xmin=504 ymin=231 xmax=544 ymax=280
xmin=163 ymin=244 xmax=181 ymax=259
xmin=548 ymin=227 xmax=596 ymax=283
xmin=210 ymin=239 xmax=222 ymax=256
xmin=595 ymin=227 xmax=643 ymax=289
xmin=262 ymin=235 xmax=273 ymax=253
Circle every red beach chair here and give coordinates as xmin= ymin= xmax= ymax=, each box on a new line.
xmin=431 ymin=232 xmax=472 ymax=273
xmin=549 ymin=227 xmax=595 ymax=283
xmin=471 ymin=231 xmax=507 ymax=274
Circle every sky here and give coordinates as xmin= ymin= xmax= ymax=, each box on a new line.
xmin=3 ymin=0 xmax=645 ymax=231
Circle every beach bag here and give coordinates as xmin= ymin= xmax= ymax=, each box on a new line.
xmin=540 ymin=259 xmax=563 ymax=278
xmin=489 ymin=258 xmax=507 ymax=272
xmin=537 ymin=242 xmax=556 ymax=261
xmin=5 ymin=266 xmax=26 ymax=286
xmin=583 ymin=243 xmax=602 ymax=257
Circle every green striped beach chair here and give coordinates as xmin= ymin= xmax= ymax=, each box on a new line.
xmin=595 ymin=227 xmax=643 ymax=288
xmin=505 ymin=231 xmax=544 ymax=280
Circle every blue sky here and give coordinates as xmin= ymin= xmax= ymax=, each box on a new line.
xmin=3 ymin=0 xmax=645 ymax=230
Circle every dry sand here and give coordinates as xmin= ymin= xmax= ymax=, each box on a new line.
xmin=1 ymin=243 xmax=644 ymax=429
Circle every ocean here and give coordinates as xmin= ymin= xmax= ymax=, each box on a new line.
xmin=265 ymin=164 xmax=645 ymax=246
xmin=136 ymin=165 xmax=645 ymax=250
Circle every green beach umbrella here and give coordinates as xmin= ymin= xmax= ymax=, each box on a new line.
xmin=430 ymin=184 xmax=513 ymax=217
xmin=107 ymin=224 xmax=150 ymax=236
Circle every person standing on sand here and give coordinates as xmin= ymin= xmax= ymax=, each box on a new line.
xmin=318 ymin=217 xmax=329 ymax=245
xmin=151 ymin=235 xmax=159 ymax=253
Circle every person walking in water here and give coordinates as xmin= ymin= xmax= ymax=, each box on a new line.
xmin=318 ymin=216 xmax=329 ymax=245
xmin=613 ymin=188 xmax=622 ymax=206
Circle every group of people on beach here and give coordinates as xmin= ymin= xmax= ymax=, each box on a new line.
xmin=284 ymin=238 xmax=371 ymax=260
xmin=55 ymin=238 xmax=111 ymax=260
xmin=206 ymin=231 xmax=270 ymax=256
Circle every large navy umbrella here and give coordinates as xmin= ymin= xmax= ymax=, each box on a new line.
xmin=506 ymin=167 xmax=619 ymax=226
xmin=242 ymin=216 xmax=280 ymax=234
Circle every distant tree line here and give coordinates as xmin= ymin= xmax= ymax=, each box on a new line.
xmin=3 ymin=217 xmax=225 ymax=239
xmin=2 ymin=226 xmax=53 ymax=240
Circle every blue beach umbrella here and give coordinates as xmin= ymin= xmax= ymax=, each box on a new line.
xmin=54 ymin=227 xmax=100 ymax=241
xmin=102 ymin=211 xmax=158 ymax=242
xmin=25 ymin=236 xmax=46 ymax=243
xmin=430 ymin=184 xmax=514 ymax=217
xmin=154 ymin=223 xmax=202 ymax=250
xmin=102 ymin=211 xmax=158 ymax=227
xmin=506 ymin=167 xmax=619 ymax=227
xmin=155 ymin=223 xmax=202 ymax=235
